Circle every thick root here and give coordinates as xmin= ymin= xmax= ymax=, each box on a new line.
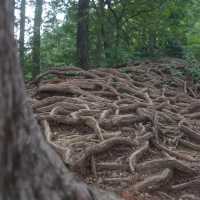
xmin=129 ymin=142 xmax=149 ymax=173
xmin=136 ymin=158 xmax=196 ymax=174
xmin=132 ymin=168 xmax=173 ymax=192
xmin=74 ymin=137 xmax=137 ymax=170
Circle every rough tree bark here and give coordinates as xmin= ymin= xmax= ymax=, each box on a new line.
xmin=0 ymin=1 xmax=121 ymax=200
xmin=77 ymin=0 xmax=90 ymax=69
xmin=32 ymin=0 xmax=43 ymax=78
xmin=19 ymin=0 xmax=26 ymax=72
xmin=9 ymin=0 xmax=15 ymax=34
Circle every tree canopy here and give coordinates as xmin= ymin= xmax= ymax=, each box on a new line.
xmin=15 ymin=0 xmax=200 ymax=78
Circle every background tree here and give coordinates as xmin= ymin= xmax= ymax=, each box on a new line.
xmin=77 ymin=0 xmax=90 ymax=69
xmin=19 ymin=0 xmax=26 ymax=71
xmin=92 ymin=0 xmax=109 ymax=65
xmin=32 ymin=0 xmax=43 ymax=78
xmin=14 ymin=0 xmax=200 ymax=78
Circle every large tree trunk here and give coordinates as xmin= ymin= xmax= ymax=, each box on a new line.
xmin=0 ymin=1 xmax=121 ymax=200
xmin=76 ymin=0 xmax=90 ymax=69
xmin=32 ymin=0 xmax=43 ymax=78
xmin=0 ymin=1 xmax=90 ymax=199
xmin=19 ymin=0 xmax=26 ymax=72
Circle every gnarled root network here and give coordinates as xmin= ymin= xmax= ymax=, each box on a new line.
xmin=27 ymin=61 xmax=200 ymax=198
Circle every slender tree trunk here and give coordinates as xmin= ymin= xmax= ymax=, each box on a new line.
xmin=32 ymin=0 xmax=43 ymax=78
xmin=148 ymin=32 xmax=157 ymax=55
xmin=95 ymin=31 xmax=102 ymax=65
xmin=94 ymin=0 xmax=104 ymax=65
xmin=77 ymin=0 xmax=90 ymax=69
xmin=98 ymin=0 xmax=111 ymax=61
xmin=0 ymin=1 xmax=122 ymax=200
xmin=114 ymin=22 xmax=120 ymax=60
xmin=19 ymin=0 xmax=26 ymax=72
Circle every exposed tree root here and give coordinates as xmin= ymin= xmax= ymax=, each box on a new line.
xmin=185 ymin=112 xmax=200 ymax=119
xmin=38 ymin=114 xmax=80 ymax=125
xmin=180 ymin=125 xmax=200 ymax=143
xmin=80 ymin=116 xmax=104 ymax=141
xmin=28 ymin=61 xmax=200 ymax=197
xmin=157 ymin=192 xmax=175 ymax=200
xmin=154 ymin=101 xmax=170 ymax=111
xmin=102 ymin=177 xmax=132 ymax=184
xmin=101 ymin=114 xmax=151 ymax=129
xmin=153 ymin=111 xmax=159 ymax=142
xmin=136 ymin=158 xmax=196 ymax=174
xmin=32 ymin=96 xmax=67 ymax=109
xmin=97 ymin=162 xmax=129 ymax=171
xmin=119 ymin=103 xmax=148 ymax=114
xmin=91 ymin=155 xmax=97 ymax=178
xmin=171 ymin=178 xmax=200 ymax=190
xmin=153 ymin=142 xmax=197 ymax=162
xmin=179 ymin=139 xmax=200 ymax=151
xmin=40 ymin=120 xmax=72 ymax=164
xmin=180 ymin=102 xmax=200 ymax=114
xmin=129 ymin=142 xmax=149 ymax=173
xmin=179 ymin=194 xmax=200 ymax=200
xmin=137 ymin=133 xmax=154 ymax=144
xmin=74 ymin=137 xmax=136 ymax=171
xmin=132 ymin=168 xmax=173 ymax=192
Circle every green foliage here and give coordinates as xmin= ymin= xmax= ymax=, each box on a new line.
xmin=187 ymin=66 xmax=200 ymax=82
xmin=24 ymin=72 xmax=32 ymax=81
xmin=40 ymin=21 xmax=77 ymax=69
xmin=167 ymin=64 xmax=184 ymax=78
xmin=39 ymin=2 xmax=78 ymax=70
xmin=22 ymin=0 xmax=200 ymax=77
xmin=184 ymin=49 xmax=200 ymax=82
xmin=157 ymin=48 xmax=200 ymax=83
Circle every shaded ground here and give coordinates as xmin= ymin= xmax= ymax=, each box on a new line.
xmin=27 ymin=58 xmax=200 ymax=200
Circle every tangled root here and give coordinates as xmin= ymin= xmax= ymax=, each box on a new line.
xmin=28 ymin=61 xmax=200 ymax=198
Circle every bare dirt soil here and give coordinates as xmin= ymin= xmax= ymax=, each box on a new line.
xmin=27 ymin=58 xmax=200 ymax=200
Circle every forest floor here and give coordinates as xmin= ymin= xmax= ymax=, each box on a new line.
xmin=27 ymin=58 xmax=200 ymax=200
